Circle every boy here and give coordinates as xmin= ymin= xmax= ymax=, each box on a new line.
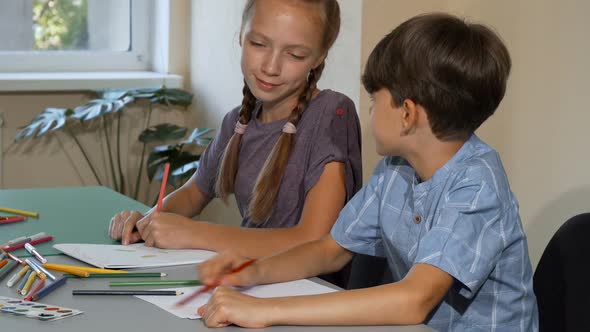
xmin=197 ymin=13 xmax=538 ymax=331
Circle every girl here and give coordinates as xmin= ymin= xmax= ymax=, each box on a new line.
xmin=109 ymin=0 xmax=361 ymax=265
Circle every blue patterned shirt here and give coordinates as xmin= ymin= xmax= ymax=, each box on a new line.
xmin=331 ymin=135 xmax=538 ymax=331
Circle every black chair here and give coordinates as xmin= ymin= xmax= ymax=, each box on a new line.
xmin=534 ymin=213 xmax=590 ymax=332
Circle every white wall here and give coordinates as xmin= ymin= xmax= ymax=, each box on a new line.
xmin=189 ymin=0 xmax=363 ymax=225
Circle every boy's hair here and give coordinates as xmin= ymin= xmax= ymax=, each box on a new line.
xmin=362 ymin=13 xmax=511 ymax=141
xmin=215 ymin=0 xmax=341 ymax=223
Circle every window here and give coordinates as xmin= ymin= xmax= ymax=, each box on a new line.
xmin=0 ymin=0 xmax=151 ymax=72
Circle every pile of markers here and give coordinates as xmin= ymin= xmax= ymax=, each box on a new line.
xmin=0 ymin=237 xmax=67 ymax=302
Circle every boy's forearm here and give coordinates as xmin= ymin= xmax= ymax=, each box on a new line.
xmin=268 ymin=282 xmax=428 ymax=326
xmin=256 ymin=237 xmax=353 ymax=284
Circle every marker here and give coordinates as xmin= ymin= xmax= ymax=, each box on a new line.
xmin=6 ymin=265 xmax=29 ymax=287
xmin=21 ymin=271 xmax=38 ymax=296
xmin=3 ymin=236 xmax=53 ymax=252
xmin=16 ymin=270 xmax=32 ymax=293
xmin=29 ymin=259 xmax=56 ymax=281
xmin=6 ymin=252 xmax=24 ymax=265
xmin=0 ymin=260 xmax=18 ymax=281
xmin=25 ymin=243 xmax=47 ymax=264
xmin=25 ymin=259 xmax=47 ymax=280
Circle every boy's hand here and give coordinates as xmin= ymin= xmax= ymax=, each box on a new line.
xmin=198 ymin=287 xmax=275 ymax=328
xmin=197 ymin=253 xmax=260 ymax=287
xmin=109 ymin=210 xmax=145 ymax=245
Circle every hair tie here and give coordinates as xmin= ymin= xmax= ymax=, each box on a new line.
xmin=234 ymin=121 xmax=248 ymax=135
xmin=282 ymin=122 xmax=297 ymax=134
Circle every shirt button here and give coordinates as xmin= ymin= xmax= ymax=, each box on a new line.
xmin=414 ymin=215 xmax=422 ymax=224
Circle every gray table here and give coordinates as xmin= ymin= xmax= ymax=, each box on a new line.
xmin=1 ymin=255 xmax=434 ymax=331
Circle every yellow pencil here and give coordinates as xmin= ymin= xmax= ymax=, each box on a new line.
xmin=21 ymin=271 xmax=37 ymax=296
xmin=41 ymin=264 xmax=90 ymax=277
xmin=0 ymin=206 xmax=39 ymax=218
xmin=42 ymin=263 xmax=127 ymax=274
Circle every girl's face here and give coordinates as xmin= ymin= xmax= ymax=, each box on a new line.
xmin=241 ymin=0 xmax=326 ymax=110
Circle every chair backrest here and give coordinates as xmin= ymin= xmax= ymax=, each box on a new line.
xmin=533 ymin=212 xmax=590 ymax=332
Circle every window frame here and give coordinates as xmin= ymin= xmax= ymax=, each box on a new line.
xmin=0 ymin=0 xmax=152 ymax=73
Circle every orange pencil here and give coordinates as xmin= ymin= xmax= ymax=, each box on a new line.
xmin=157 ymin=163 xmax=170 ymax=212
xmin=175 ymin=258 xmax=257 ymax=307
xmin=0 ymin=260 xmax=8 ymax=269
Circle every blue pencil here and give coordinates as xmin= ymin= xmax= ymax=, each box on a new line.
xmin=0 ymin=260 xmax=18 ymax=281
xmin=32 ymin=276 xmax=68 ymax=301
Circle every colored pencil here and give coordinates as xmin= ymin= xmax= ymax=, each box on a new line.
xmin=176 ymin=258 xmax=257 ymax=306
xmin=24 ymin=278 xmax=45 ymax=301
xmin=0 ymin=216 xmax=26 ymax=225
xmin=64 ymin=272 xmax=167 ymax=278
xmin=0 ymin=207 xmax=39 ymax=218
xmin=73 ymin=289 xmax=182 ymax=296
xmin=42 ymin=263 xmax=126 ymax=274
xmin=0 ymin=260 xmax=18 ymax=280
xmin=157 ymin=163 xmax=171 ymax=212
xmin=3 ymin=236 xmax=53 ymax=252
xmin=0 ymin=260 xmax=7 ymax=269
xmin=32 ymin=276 xmax=68 ymax=301
xmin=41 ymin=264 xmax=89 ymax=277
xmin=110 ymin=279 xmax=201 ymax=287
xmin=6 ymin=265 xmax=29 ymax=288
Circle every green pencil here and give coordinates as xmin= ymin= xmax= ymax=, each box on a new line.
xmin=109 ymin=279 xmax=202 ymax=287
xmin=64 ymin=272 xmax=167 ymax=278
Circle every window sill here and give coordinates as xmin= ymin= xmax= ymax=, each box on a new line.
xmin=0 ymin=72 xmax=183 ymax=92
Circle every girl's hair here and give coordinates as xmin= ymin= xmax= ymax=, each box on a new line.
xmin=215 ymin=0 xmax=341 ymax=223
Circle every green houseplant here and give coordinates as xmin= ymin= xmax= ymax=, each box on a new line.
xmin=14 ymin=86 xmax=213 ymax=202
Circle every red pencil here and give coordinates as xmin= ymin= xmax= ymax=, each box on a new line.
xmin=24 ymin=278 xmax=45 ymax=301
xmin=157 ymin=163 xmax=170 ymax=212
xmin=3 ymin=236 xmax=53 ymax=252
xmin=175 ymin=258 xmax=257 ymax=307
xmin=0 ymin=216 xmax=26 ymax=225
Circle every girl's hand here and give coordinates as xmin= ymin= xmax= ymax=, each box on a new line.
xmin=198 ymin=287 xmax=276 ymax=328
xmin=109 ymin=210 xmax=145 ymax=245
xmin=197 ymin=253 xmax=260 ymax=287
xmin=136 ymin=212 xmax=199 ymax=249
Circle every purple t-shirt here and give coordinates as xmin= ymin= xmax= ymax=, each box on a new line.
xmin=194 ymin=89 xmax=362 ymax=228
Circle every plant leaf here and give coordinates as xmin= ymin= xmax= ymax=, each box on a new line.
xmin=180 ymin=128 xmax=214 ymax=145
xmin=15 ymin=108 xmax=73 ymax=141
xmin=139 ymin=123 xmax=188 ymax=144
xmin=71 ymin=94 xmax=134 ymax=121
xmin=130 ymin=86 xmax=193 ymax=107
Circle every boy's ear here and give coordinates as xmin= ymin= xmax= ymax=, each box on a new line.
xmin=400 ymin=99 xmax=418 ymax=136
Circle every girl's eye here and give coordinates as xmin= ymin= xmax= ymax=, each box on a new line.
xmin=249 ymin=40 xmax=265 ymax=47
xmin=289 ymin=53 xmax=305 ymax=60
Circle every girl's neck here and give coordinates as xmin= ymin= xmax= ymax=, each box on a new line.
xmin=259 ymin=88 xmax=321 ymax=123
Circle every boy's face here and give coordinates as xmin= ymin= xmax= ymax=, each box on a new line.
xmin=369 ymin=88 xmax=404 ymax=156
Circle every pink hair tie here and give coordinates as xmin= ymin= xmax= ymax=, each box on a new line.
xmin=234 ymin=121 xmax=248 ymax=135
xmin=282 ymin=122 xmax=297 ymax=134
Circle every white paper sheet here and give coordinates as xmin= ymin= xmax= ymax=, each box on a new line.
xmin=53 ymin=243 xmax=217 ymax=268
xmin=136 ymin=279 xmax=338 ymax=319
